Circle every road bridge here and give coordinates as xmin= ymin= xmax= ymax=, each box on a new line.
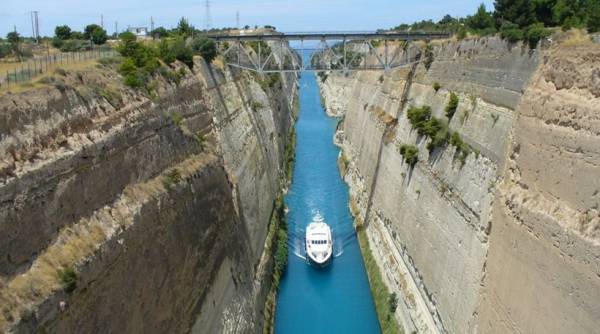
xmin=207 ymin=31 xmax=450 ymax=73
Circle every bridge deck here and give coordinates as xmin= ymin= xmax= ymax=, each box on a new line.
xmin=207 ymin=31 xmax=450 ymax=41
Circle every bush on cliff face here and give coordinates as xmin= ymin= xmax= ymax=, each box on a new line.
xmin=163 ymin=168 xmax=182 ymax=188
xmin=57 ymin=267 xmax=78 ymax=293
xmin=191 ymin=37 xmax=217 ymax=64
xmin=407 ymin=106 xmax=432 ymax=133
xmin=445 ymin=92 xmax=459 ymax=119
xmin=525 ymin=23 xmax=552 ymax=48
xmin=388 ymin=292 xmax=398 ymax=313
xmin=424 ymin=44 xmax=434 ymax=70
xmin=450 ymin=132 xmax=472 ymax=166
xmin=399 ymin=145 xmax=419 ymax=167
xmin=117 ymin=32 xmax=196 ymax=89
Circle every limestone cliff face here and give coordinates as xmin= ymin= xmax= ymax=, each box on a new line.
xmin=0 ymin=52 xmax=297 ymax=333
xmin=320 ymin=36 xmax=600 ymax=334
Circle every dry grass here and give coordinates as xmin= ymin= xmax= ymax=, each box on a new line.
xmin=0 ymin=59 xmax=101 ymax=94
xmin=557 ymin=28 xmax=593 ymax=46
xmin=0 ymin=153 xmax=213 ymax=331
xmin=212 ymin=56 xmax=226 ymax=70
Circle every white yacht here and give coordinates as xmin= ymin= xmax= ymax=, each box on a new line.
xmin=305 ymin=214 xmax=333 ymax=267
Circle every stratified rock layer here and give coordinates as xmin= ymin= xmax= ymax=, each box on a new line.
xmin=0 ymin=52 xmax=297 ymax=334
xmin=320 ymin=36 xmax=600 ymax=334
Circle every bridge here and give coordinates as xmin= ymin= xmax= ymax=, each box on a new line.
xmin=207 ymin=31 xmax=451 ymax=73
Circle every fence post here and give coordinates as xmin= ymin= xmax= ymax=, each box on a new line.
xmin=6 ymin=70 xmax=9 ymax=88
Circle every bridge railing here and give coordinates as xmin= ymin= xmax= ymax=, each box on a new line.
xmin=207 ymin=31 xmax=451 ymax=41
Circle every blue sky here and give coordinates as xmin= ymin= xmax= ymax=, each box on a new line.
xmin=1 ymin=0 xmax=494 ymax=37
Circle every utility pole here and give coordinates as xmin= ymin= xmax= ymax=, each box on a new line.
xmin=150 ymin=16 xmax=155 ymax=33
xmin=115 ymin=21 xmax=118 ymax=37
xmin=30 ymin=11 xmax=40 ymax=43
xmin=30 ymin=12 xmax=35 ymax=39
xmin=101 ymin=14 xmax=104 ymax=29
xmin=236 ymin=11 xmax=240 ymax=30
xmin=35 ymin=11 xmax=39 ymax=43
xmin=205 ymin=0 xmax=212 ymax=31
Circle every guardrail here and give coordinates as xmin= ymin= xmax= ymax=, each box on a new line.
xmin=0 ymin=49 xmax=117 ymax=89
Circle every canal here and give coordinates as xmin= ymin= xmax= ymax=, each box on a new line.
xmin=274 ymin=71 xmax=381 ymax=333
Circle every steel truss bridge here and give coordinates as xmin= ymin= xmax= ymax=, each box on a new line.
xmin=207 ymin=31 xmax=450 ymax=73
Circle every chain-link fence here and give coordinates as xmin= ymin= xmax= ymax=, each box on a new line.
xmin=0 ymin=49 xmax=117 ymax=89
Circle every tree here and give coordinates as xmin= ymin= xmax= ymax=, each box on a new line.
xmin=588 ymin=0 xmax=600 ymax=32
xmin=533 ymin=0 xmax=557 ymax=26
xmin=91 ymin=27 xmax=108 ymax=44
xmin=116 ymin=32 xmax=139 ymax=57
xmin=83 ymin=24 xmax=107 ymax=44
xmin=439 ymin=14 xmax=455 ymax=25
xmin=191 ymin=37 xmax=217 ymax=63
xmin=552 ymin=0 xmax=587 ymax=29
xmin=176 ymin=17 xmax=194 ymax=37
xmin=494 ymin=0 xmax=536 ymax=27
xmin=151 ymin=26 xmax=168 ymax=38
xmin=55 ymin=25 xmax=72 ymax=40
xmin=466 ymin=4 xmax=495 ymax=30
xmin=6 ymin=31 xmax=21 ymax=60
xmin=70 ymin=31 xmax=84 ymax=40
xmin=171 ymin=37 xmax=194 ymax=67
xmin=525 ymin=23 xmax=551 ymax=48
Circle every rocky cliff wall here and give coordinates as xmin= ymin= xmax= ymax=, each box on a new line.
xmin=320 ymin=35 xmax=600 ymax=334
xmin=0 ymin=50 xmax=297 ymax=333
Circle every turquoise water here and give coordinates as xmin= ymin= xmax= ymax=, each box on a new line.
xmin=274 ymin=71 xmax=381 ymax=334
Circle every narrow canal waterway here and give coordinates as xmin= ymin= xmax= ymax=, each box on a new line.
xmin=274 ymin=71 xmax=381 ymax=333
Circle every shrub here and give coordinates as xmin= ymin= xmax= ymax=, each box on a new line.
xmin=525 ymin=23 xmax=551 ymax=48
xmin=159 ymin=66 xmax=184 ymax=85
xmin=399 ymin=145 xmax=419 ymax=166
xmin=0 ymin=43 xmax=11 ymax=58
xmin=195 ymin=132 xmax=206 ymax=149
xmin=500 ymin=22 xmax=525 ymax=43
xmin=450 ymin=131 xmax=463 ymax=147
xmin=170 ymin=37 xmax=194 ymax=68
xmin=251 ymin=101 xmax=263 ymax=112
xmin=426 ymin=120 xmax=450 ymax=152
xmin=424 ymin=44 xmax=434 ymax=70
xmin=57 ymin=266 xmax=78 ymax=293
xmin=457 ymin=27 xmax=468 ymax=40
xmin=388 ymin=292 xmax=399 ymax=313
xmin=589 ymin=2 xmax=600 ymax=33
xmin=407 ymin=106 xmax=432 ymax=133
xmin=170 ymin=112 xmax=184 ymax=126
xmin=433 ymin=82 xmax=441 ymax=92
xmin=191 ymin=37 xmax=217 ymax=63
xmin=407 ymin=105 xmax=450 ymax=152
xmin=445 ymin=92 xmax=459 ymax=119
xmin=163 ymin=168 xmax=182 ymax=188
xmin=450 ymin=132 xmax=472 ymax=166
xmin=317 ymin=72 xmax=328 ymax=82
